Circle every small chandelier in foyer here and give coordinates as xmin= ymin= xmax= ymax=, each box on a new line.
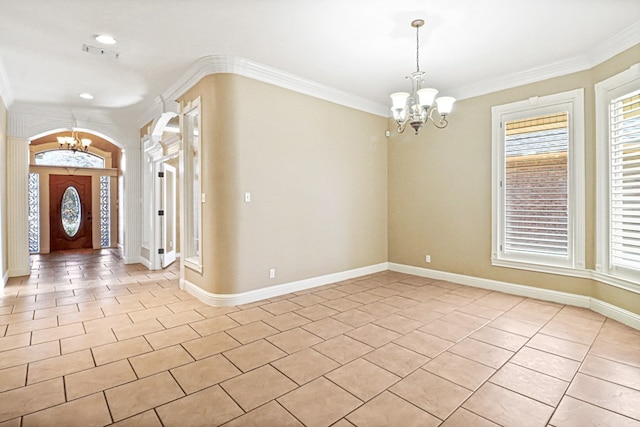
xmin=390 ymin=19 xmax=456 ymax=135
xmin=57 ymin=129 xmax=91 ymax=153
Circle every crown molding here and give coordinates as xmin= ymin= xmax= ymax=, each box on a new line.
xmin=450 ymin=55 xmax=591 ymax=101
xmin=588 ymin=20 xmax=640 ymax=66
xmin=0 ymin=56 xmax=14 ymax=108
xmin=452 ymin=21 xmax=640 ymax=101
xmin=138 ymin=55 xmax=389 ymax=126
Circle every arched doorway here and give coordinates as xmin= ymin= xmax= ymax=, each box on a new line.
xmin=28 ymin=130 xmax=121 ymax=254
xmin=141 ymin=113 xmax=180 ymax=269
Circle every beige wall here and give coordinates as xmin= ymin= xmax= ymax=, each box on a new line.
xmin=180 ymin=74 xmax=388 ymax=295
xmin=388 ymin=44 xmax=640 ymax=315
xmin=0 ymin=95 xmax=6 ymax=280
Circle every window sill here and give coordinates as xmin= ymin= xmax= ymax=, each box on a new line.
xmin=494 ymin=258 xmax=640 ymax=295
xmin=491 ymin=257 xmax=590 ymax=279
xmin=592 ymin=270 xmax=640 ymax=295
xmin=184 ymin=257 xmax=202 ymax=274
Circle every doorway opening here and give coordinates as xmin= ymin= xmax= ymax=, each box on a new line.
xmin=27 ymin=130 xmax=121 ymax=255
xmin=142 ymin=112 xmax=181 ymax=270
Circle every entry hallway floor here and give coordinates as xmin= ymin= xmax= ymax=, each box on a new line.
xmin=1 ymin=250 xmax=640 ymax=426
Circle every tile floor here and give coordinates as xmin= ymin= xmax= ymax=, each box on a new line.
xmin=1 ymin=249 xmax=640 ymax=426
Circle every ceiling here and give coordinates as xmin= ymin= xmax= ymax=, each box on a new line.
xmin=1 ymin=0 xmax=639 ymax=125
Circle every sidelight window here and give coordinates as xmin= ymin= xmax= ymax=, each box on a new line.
xmin=28 ymin=172 xmax=39 ymax=253
xmin=100 ymin=176 xmax=111 ymax=247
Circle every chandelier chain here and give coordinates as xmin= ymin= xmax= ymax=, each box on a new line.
xmin=415 ymin=23 xmax=420 ymax=72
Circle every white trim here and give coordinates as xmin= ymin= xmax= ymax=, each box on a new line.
xmin=181 ymin=97 xmax=202 ymax=273
xmin=588 ymin=21 xmax=640 ymax=67
xmin=182 ymin=263 xmax=389 ymax=306
xmin=8 ymin=267 xmax=31 ymax=277
xmin=180 ymin=260 xmax=640 ymax=330
xmin=591 ymin=298 xmax=640 ymax=331
xmin=2 ymin=270 xmax=9 ymax=289
xmin=592 ymin=271 xmax=640 ymax=295
xmin=123 ymin=256 xmax=142 ymax=265
xmin=452 ymin=55 xmax=591 ymax=102
xmin=389 ymin=263 xmax=589 ymax=307
xmin=490 ymin=259 xmax=591 ymax=279
xmin=7 ymin=137 xmax=30 ymax=277
xmin=388 ymin=263 xmax=640 ymax=330
xmin=138 ymin=55 xmax=389 ymax=126
xmin=138 ymin=256 xmax=152 ymax=270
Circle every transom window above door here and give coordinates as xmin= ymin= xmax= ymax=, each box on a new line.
xmin=34 ymin=150 xmax=105 ymax=168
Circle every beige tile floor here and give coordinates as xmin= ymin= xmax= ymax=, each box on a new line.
xmin=1 ymin=249 xmax=640 ymax=426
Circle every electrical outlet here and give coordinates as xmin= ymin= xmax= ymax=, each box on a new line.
xmin=269 ymin=268 xmax=276 ymax=279
xmin=425 ymin=255 xmax=431 ymax=263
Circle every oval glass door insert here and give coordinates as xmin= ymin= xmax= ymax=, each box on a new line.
xmin=61 ymin=186 xmax=81 ymax=237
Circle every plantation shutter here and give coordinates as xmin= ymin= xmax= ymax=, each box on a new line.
xmin=610 ymin=90 xmax=640 ymax=269
xmin=503 ymin=113 xmax=569 ymax=256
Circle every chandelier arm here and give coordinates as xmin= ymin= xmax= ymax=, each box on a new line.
xmin=427 ymin=107 xmax=449 ymax=129
xmin=396 ymin=118 xmax=408 ymax=134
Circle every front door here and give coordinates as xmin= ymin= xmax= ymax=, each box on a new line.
xmin=50 ymin=175 xmax=93 ymax=252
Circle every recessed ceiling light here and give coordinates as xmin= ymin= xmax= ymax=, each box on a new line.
xmin=79 ymin=93 xmax=94 ymax=100
xmin=95 ymin=34 xmax=116 ymax=45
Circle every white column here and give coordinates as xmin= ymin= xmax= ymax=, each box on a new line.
xmin=7 ymin=137 xmax=30 ymax=276
xmin=122 ymin=146 xmax=142 ymax=264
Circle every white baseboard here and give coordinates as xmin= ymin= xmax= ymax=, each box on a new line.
xmin=8 ymin=267 xmax=31 ymax=278
xmin=1 ymin=270 xmax=8 ymax=289
xmin=590 ymin=299 xmax=640 ymax=330
xmin=183 ymin=262 xmax=389 ymax=307
xmin=389 ymin=263 xmax=640 ymax=330
xmin=123 ymin=256 xmax=142 ymax=265
xmin=138 ymin=257 xmax=152 ymax=269
xmin=179 ymin=260 xmax=640 ymax=330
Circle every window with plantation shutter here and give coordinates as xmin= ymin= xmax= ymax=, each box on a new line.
xmin=504 ymin=113 xmax=568 ymax=256
xmin=609 ymin=90 xmax=640 ymax=271
xmin=596 ymin=64 xmax=640 ymax=287
xmin=492 ymin=89 xmax=585 ymax=274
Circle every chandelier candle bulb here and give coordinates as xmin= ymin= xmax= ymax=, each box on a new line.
xmin=436 ymin=96 xmax=456 ymax=115
xmin=417 ymin=88 xmax=438 ymax=107
xmin=391 ymin=92 xmax=410 ymax=110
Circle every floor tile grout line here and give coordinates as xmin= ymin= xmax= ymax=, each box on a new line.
xmin=4 ymin=254 xmax=640 ymax=426
xmin=470 ymin=301 xmax=587 ymax=426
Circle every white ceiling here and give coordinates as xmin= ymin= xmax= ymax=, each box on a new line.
xmin=1 ymin=0 xmax=639 ymax=124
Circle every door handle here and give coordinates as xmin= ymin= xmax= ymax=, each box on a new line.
xmin=87 ymin=212 xmax=92 ymax=221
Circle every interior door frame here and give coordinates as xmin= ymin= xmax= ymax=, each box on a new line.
xmin=161 ymin=163 xmax=177 ymax=267
xmin=148 ymin=154 xmax=179 ymax=270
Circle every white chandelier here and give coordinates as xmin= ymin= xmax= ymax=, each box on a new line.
xmin=390 ymin=19 xmax=455 ymax=135
xmin=57 ymin=129 xmax=91 ymax=153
